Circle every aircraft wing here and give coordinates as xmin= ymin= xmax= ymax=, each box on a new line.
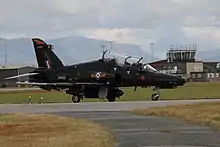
xmin=7 ymin=72 xmax=110 ymax=86
xmin=5 ymin=73 xmax=39 ymax=80
xmin=16 ymin=81 xmax=108 ymax=86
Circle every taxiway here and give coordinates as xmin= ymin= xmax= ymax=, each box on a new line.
xmin=0 ymin=99 xmax=220 ymax=147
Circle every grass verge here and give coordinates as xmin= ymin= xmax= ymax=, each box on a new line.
xmin=0 ymin=114 xmax=115 ymax=147
xmin=133 ymin=102 xmax=220 ymax=131
xmin=0 ymin=82 xmax=220 ymax=104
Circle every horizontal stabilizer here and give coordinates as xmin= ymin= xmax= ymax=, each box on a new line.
xmin=5 ymin=73 xmax=39 ymax=80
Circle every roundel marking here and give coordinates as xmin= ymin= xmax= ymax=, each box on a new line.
xmin=95 ymin=72 xmax=101 ymax=79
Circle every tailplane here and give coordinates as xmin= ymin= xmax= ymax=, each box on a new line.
xmin=32 ymin=38 xmax=63 ymax=69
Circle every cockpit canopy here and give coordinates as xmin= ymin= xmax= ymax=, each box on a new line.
xmin=102 ymin=50 xmax=157 ymax=72
xmin=142 ymin=64 xmax=157 ymax=72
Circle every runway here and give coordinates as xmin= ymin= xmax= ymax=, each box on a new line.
xmin=55 ymin=111 xmax=220 ymax=147
xmin=0 ymin=99 xmax=220 ymax=147
xmin=0 ymin=99 xmax=220 ymax=113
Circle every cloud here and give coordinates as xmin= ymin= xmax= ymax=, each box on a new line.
xmin=0 ymin=0 xmax=220 ymax=58
xmin=0 ymin=0 xmax=208 ymax=30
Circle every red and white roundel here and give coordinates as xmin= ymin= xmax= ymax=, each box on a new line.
xmin=95 ymin=72 xmax=101 ymax=79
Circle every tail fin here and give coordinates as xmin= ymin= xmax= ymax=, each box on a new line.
xmin=32 ymin=38 xmax=64 ymax=69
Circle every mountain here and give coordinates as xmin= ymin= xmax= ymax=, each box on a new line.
xmin=196 ymin=49 xmax=220 ymax=61
xmin=0 ymin=38 xmax=36 ymax=66
xmin=1 ymin=34 xmax=220 ymax=66
xmin=0 ymin=35 xmax=153 ymax=67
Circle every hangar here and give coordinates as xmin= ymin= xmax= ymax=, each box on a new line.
xmin=0 ymin=66 xmax=35 ymax=87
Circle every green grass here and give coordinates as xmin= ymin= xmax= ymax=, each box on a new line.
xmin=0 ymin=82 xmax=220 ymax=104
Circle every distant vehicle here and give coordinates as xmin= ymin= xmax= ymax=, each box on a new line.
xmin=5 ymin=38 xmax=186 ymax=103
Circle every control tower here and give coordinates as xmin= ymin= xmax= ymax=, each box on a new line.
xmin=166 ymin=44 xmax=197 ymax=63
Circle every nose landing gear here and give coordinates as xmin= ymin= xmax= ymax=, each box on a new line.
xmin=151 ymin=93 xmax=160 ymax=101
xmin=151 ymin=87 xmax=160 ymax=101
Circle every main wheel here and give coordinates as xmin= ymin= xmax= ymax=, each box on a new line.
xmin=151 ymin=93 xmax=159 ymax=101
xmin=72 ymin=95 xmax=81 ymax=103
xmin=107 ymin=96 xmax=116 ymax=102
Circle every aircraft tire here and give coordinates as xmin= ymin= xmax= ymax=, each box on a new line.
xmin=72 ymin=95 xmax=81 ymax=103
xmin=107 ymin=96 xmax=116 ymax=102
xmin=151 ymin=93 xmax=159 ymax=101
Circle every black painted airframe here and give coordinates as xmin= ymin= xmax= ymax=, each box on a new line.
xmin=5 ymin=38 xmax=186 ymax=103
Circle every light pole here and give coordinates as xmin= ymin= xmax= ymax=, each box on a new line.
xmin=101 ymin=45 xmax=106 ymax=51
xmin=150 ymin=43 xmax=154 ymax=62
xmin=4 ymin=43 xmax=7 ymax=67
xmin=107 ymin=41 xmax=115 ymax=50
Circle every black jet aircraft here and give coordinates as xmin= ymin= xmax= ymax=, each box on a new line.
xmin=5 ymin=38 xmax=186 ymax=103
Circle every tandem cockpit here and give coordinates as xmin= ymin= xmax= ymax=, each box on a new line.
xmin=101 ymin=50 xmax=157 ymax=72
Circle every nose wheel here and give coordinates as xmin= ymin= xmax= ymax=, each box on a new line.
xmin=151 ymin=93 xmax=160 ymax=101
xmin=72 ymin=94 xmax=83 ymax=103
xmin=151 ymin=87 xmax=160 ymax=101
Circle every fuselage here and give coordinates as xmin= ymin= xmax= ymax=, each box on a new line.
xmin=30 ymin=58 xmax=186 ymax=89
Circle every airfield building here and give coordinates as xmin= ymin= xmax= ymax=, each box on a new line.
xmin=0 ymin=66 xmax=35 ymax=87
xmin=149 ymin=44 xmax=220 ymax=82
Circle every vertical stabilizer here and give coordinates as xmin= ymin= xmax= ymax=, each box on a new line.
xmin=32 ymin=38 xmax=63 ymax=69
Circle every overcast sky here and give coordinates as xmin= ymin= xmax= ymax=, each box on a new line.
xmin=0 ymin=0 xmax=220 ymax=57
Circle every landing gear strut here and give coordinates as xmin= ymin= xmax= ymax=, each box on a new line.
xmin=72 ymin=94 xmax=83 ymax=103
xmin=151 ymin=87 xmax=160 ymax=101
xmin=105 ymin=88 xmax=123 ymax=102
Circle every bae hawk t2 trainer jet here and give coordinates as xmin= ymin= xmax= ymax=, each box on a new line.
xmin=5 ymin=38 xmax=186 ymax=103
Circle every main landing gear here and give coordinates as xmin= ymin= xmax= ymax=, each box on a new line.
xmin=72 ymin=94 xmax=83 ymax=103
xmin=151 ymin=87 xmax=160 ymax=101
xmin=71 ymin=94 xmax=117 ymax=103
xmin=106 ymin=95 xmax=116 ymax=102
